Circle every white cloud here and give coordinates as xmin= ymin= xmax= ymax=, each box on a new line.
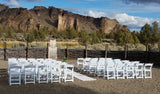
xmin=123 ymin=0 xmax=160 ymax=5
xmin=5 ymin=0 xmax=22 ymax=7
xmin=4 ymin=0 xmax=44 ymax=7
xmin=88 ymin=10 xmax=106 ymax=18
xmin=87 ymin=10 xmax=160 ymax=31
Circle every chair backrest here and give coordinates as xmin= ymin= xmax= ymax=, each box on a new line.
xmin=77 ymin=58 xmax=84 ymax=65
xmin=114 ymin=59 xmax=124 ymax=68
xmin=97 ymin=58 xmax=105 ymax=66
xmin=9 ymin=65 xmax=21 ymax=73
xmin=82 ymin=58 xmax=91 ymax=67
xmin=51 ymin=62 xmax=59 ymax=71
xmin=45 ymin=58 xmax=53 ymax=61
xmin=89 ymin=58 xmax=98 ymax=66
xmin=38 ymin=65 xmax=48 ymax=73
xmin=131 ymin=61 xmax=139 ymax=67
xmin=36 ymin=58 xmax=44 ymax=63
xmin=144 ymin=63 xmax=153 ymax=70
xmin=106 ymin=58 xmax=114 ymax=68
xmin=114 ymin=59 xmax=121 ymax=66
xmin=17 ymin=58 xmax=27 ymax=62
xmin=121 ymin=60 xmax=130 ymax=64
xmin=27 ymin=58 xmax=36 ymax=62
xmin=51 ymin=59 xmax=57 ymax=63
xmin=24 ymin=65 xmax=36 ymax=73
xmin=84 ymin=58 xmax=91 ymax=63
xmin=106 ymin=58 xmax=113 ymax=63
xmin=8 ymin=58 xmax=18 ymax=68
xmin=135 ymin=63 xmax=144 ymax=70
xmin=20 ymin=60 xmax=32 ymax=67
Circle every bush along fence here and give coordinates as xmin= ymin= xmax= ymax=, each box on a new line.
xmin=1 ymin=42 xmax=160 ymax=67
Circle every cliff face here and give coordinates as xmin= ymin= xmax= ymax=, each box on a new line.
xmin=0 ymin=4 xmax=130 ymax=33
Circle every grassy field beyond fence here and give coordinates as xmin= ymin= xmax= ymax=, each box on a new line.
xmin=0 ymin=41 xmax=159 ymax=52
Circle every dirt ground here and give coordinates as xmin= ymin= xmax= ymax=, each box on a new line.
xmin=0 ymin=60 xmax=160 ymax=94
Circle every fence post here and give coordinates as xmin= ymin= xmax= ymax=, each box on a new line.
xmin=146 ymin=45 xmax=149 ymax=52
xmin=26 ymin=41 xmax=29 ymax=60
xmin=124 ymin=45 xmax=128 ymax=59
xmin=66 ymin=44 xmax=69 ymax=59
xmin=85 ymin=44 xmax=88 ymax=58
xmin=146 ymin=44 xmax=150 ymax=62
xmin=46 ymin=43 xmax=49 ymax=58
xmin=4 ymin=42 xmax=6 ymax=61
xmin=105 ymin=44 xmax=108 ymax=58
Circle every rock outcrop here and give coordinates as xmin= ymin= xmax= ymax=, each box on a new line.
xmin=0 ymin=4 xmax=130 ymax=33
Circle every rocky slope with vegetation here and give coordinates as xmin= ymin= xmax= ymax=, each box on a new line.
xmin=0 ymin=4 xmax=129 ymax=33
xmin=0 ymin=4 xmax=159 ymax=49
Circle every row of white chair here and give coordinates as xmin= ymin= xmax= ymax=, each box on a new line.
xmin=8 ymin=58 xmax=74 ymax=86
xmin=76 ymin=58 xmax=153 ymax=80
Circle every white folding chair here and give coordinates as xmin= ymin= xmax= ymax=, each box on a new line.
xmin=37 ymin=65 xmax=49 ymax=83
xmin=114 ymin=59 xmax=125 ymax=79
xmin=95 ymin=58 xmax=105 ymax=77
xmin=63 ymin=64 xmax=74 ymax=82
xmin=8 ymin=58 xmax=18 ymax=73
xmin=50 ymin=62 xmax=61 ymax=83
xmin=18 ymin=59 xmax=32 ymax=78
xmin=76 ymin=58 xmax=84 ymax=70
xmin=105 ymin=58 xmax=116 ymax=80
xmin=24 ymin=65 xmax=36 ymax=84
xmin=135 ymin=63 xmax=144 ymax=79
xmin=88 ymin=58 xmax=98 ymax=75
xmin=82 ymin=58 xmax=91 ymax=72
xmin=144 ymin=63 xmax=153 ymax=79
xmin=126 ymin=62 xmax=135 ymax=79
xmin=9 ymin=66 xmax=22 ymax=86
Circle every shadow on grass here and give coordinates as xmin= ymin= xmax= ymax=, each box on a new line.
xmin=0 ymin=69 xmax=120 ymax=94
xmin=0 ymin=68 xmax=101 ymax=94
xmin=0 ymin=77 xmax=99 ymax=94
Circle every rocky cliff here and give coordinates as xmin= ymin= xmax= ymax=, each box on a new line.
xmin=0 ymin=4 xmax=130 ymax=33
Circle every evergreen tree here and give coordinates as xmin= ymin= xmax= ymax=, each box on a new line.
xmin=5 ymin=27 xmax=14 ymax=38
xmin=26 ymin=32 xmax=35 ymax=43
xmin=39 ymin=29 xmax=46 ymax=41
xmin=65 ymin=26 xmax=78 ymax=39
xmin=114 ymin=30 xmax=134 ymax=45
xmin=90 ymin=32 xmax=100 ymax=45
xmin=151 ymin=21 xmax=160 ymax=44
xmin=132 ymin=33 xmax=140 ymax=44
xmin=96 ymin=29 xmax=106 ymax=42
xmin=78 ymin=30 xmax=90 ymax=45
xmin=139 ymin=23 xmax=152 ymax=45
xmin=50 ymin=27 xmax=58 ymax=38
xmin=107 ymin=32 xmax=115 ymax=39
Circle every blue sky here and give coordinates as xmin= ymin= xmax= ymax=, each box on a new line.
xmin=0 ymin=0 xmax=160 ymax=31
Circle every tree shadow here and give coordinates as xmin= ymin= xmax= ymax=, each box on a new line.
xmin=0 ymin=70 xmax=99 ymax=94
xmin=0 ymin=69 xmax=119 ymax=94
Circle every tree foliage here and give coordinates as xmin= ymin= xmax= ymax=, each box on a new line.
xmin=139 ymin=23 xmax=152 ymax=45
xmin=132 ymin=32 xmax=140 ymax=44
xmin=25 ymin=32 xmax=35 ymax=43
xmin=78 ymin=30 xmax=90 ymax=46
xmin=96 ymin=29 xmax=106 ymax=42
xmin=151 ymin=21 xmax=160 ymax=44
xmin=114 ymin=30 xmax=134 ymax=45
xmin=90 ymin=32 xmax=100 ymax=45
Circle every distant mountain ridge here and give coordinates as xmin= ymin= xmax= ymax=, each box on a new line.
xmin=0 ymin=4 xmax=130 ymax=33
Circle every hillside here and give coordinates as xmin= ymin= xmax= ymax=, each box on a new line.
xmin=0 ymin=4 xmax=130 ymax=33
